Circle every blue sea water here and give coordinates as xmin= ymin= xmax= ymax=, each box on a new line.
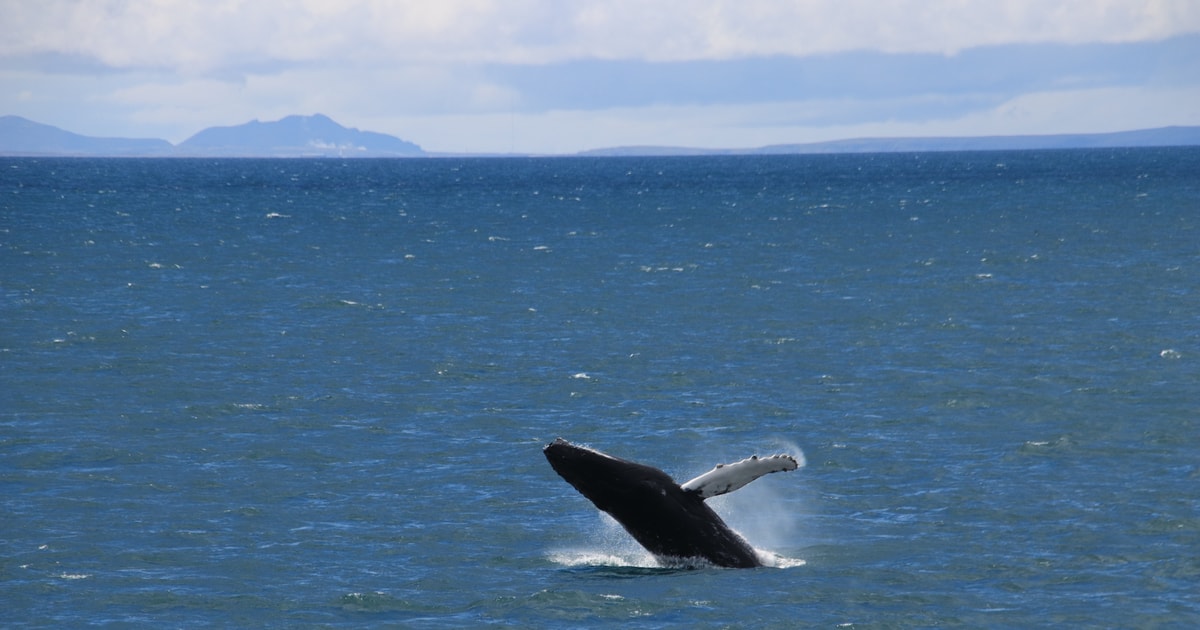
xmin=2 ymin=150 xmax=1198 ymax=627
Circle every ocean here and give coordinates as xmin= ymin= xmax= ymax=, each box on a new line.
xmin=2 ymin=149 xmax=1198 ymax=627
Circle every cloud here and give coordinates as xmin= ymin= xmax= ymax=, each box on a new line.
xmin=4 ymin=0 xmax=1199 ymax=74
xmin=490 ymin=36 xmax=1200 ymax=114
xmin=937 ymin=84 xmax=1200 ymax=136
xmin=334 ymin=83 xmax=1200 ymax=155
xmin=91 ymin=65 xmax=523 ymax=142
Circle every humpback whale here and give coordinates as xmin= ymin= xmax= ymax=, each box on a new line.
xmin=543 ymin=438 xmax=799 ymax=568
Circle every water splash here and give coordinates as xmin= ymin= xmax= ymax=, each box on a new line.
xmin=709 ymin=440 xmax=809 ymax=566
xmin=755 ymin=548 xmax=808 ymax=569
xmin=549 ymin=513 xmax=661 ymax=569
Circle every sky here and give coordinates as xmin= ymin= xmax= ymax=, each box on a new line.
xmin=2 ymin=0 xmax=1199 ymax=154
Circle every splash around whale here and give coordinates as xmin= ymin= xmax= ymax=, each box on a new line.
xmin=543 ymin=438 xmax=801 ymax=568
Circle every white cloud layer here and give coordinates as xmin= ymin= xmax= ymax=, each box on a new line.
xmin=2 ymin=0 xmax=1198 ymax=152
xmin=378 ymin=84 xmax=1200 ymax=154
xmin=5 ymin=0 xmax=1199 ymax=70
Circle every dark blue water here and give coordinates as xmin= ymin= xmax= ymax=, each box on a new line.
xmin=3 ymin=150 xmax=1198 ymax=627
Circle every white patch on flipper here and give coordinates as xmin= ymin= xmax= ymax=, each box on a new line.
xmin=680 ymin=453 xmax=799 ymax=499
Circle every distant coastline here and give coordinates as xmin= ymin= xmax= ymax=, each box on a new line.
xmin=3 ymin=113 xmax=1199 ymax=158
xmin=0 ymin=114 xmax=424 ymax=159
xmin=580 ymin=126 xmax=1200 ymax=157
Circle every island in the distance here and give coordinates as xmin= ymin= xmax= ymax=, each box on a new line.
xmin=0 ymin=114 xmax=424 ymax=158
xmin=2 ymin=113 xmax=1199 ymax=158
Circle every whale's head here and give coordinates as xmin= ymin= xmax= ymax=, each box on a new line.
xmin=544 ymin=438 xmax=626 ymax=479
xmin=543 ymin=438 xmax=678 ymax=513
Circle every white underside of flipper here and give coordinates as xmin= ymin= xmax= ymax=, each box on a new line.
xmin=680 ymin=453 xmax=799 ymax=499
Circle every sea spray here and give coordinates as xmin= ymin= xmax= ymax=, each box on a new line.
xmin=548 ymin=512 xmax=662 ymax=569
xmin=708 ymin=441 xmax=809 ymax=566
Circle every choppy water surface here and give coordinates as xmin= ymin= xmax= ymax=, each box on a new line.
xmin=3 ymin=150 xmax=1198 ymax=626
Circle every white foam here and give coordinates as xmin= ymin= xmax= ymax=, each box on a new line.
xmin=755 ymin=548 xmax=808 ymax=569
xmin=548 ymin=549 xmax=660 ymax=569
xmin=548 ymin=512 xmax=672 ymax=569
xmin=57 ymin=572 xmax=91 ymax=580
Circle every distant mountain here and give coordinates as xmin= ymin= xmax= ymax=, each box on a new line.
xmin=579 ymin=126 xmax=1200 ymax=156
xmin=0 ymin=115 xmax=174 ymax=156
xmin=176 ymin=114 xmax=424 ymax=157
xmin=3 ymin=114 xmax=1198 ymax=158
xmin=0 ymin=114 xmax=424 ymax=157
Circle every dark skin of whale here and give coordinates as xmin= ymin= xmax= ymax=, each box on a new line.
xmin=543 ymin=438 xmax=761 ymax=568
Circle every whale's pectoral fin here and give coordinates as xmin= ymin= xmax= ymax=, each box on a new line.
xmin=680 ymin=453 xmax=799 ymax=499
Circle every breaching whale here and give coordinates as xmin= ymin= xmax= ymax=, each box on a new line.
xmin=543 ymin=438 xmax=799 ymax=568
